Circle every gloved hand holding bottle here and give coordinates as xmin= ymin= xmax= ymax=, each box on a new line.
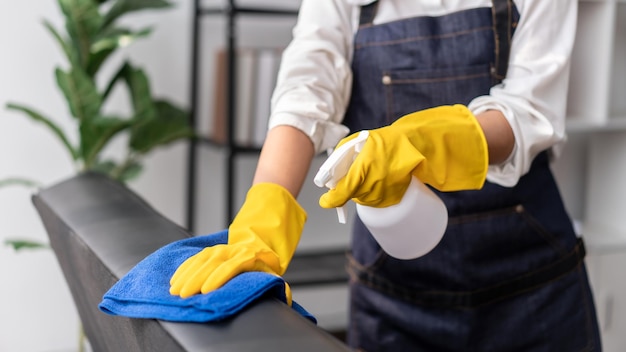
xmin=319 ymin=104 xmax=489 ymax=209
xmin=169 ymin=182 xmax=306 ymax=302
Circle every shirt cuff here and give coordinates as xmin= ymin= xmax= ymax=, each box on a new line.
xmin=268 ymin=112 xmax=351 ymax=154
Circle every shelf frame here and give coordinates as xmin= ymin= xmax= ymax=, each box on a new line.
xmin=187 ymin=1 xmax=299 ymax=230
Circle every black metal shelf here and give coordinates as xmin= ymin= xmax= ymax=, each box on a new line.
xmin=198 ymin=5 xmax=299 ymax=17
xmin=197 ymin=136 xmax=263 ymax=154
xmin=283 ymin=249 xmax=349 ymax=287
xmin=187 ymin=0 xmax=299 ymax=230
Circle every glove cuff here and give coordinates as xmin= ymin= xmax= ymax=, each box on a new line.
xmin=404 ymin=104 xmax=489 ymax=191
xmin=245 ymin=183 xmax=307 ymax=219
xmin=229 ymin=183 xmax=307 ymax=273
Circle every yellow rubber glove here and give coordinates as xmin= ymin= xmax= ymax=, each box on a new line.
xmin=320 ymin=104 xmax=488 ymax=209
xmin=169 ymin=183 xmax=306 ymax=300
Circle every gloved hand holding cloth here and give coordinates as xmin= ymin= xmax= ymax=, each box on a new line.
xmin=169 ymin=183 xmax=306 ymax=301
xmin=319 ymin=104 xmax=489 ymax=209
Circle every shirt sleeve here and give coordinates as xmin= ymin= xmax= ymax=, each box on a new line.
xmin=268 ymin=0 xmax=353 ymax=154
xmin=468 ymin=0 xmax=578 ymax=187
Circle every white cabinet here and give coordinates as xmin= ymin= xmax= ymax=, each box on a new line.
xmin=586 ymin=252 xmax=626 ymax=351
xmin=552 ymin=1 xmax=626 ymax=350
xmin=555 ymin=0 xmax=626 ymax=255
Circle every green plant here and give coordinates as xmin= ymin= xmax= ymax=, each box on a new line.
xmin=6 ymin=0 xmax=194 ymax=182
xmin=0 ymin=178 xmax=40 ymax=189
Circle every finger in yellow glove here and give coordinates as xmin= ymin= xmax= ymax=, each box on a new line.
xmin=320 ymin=104 xmax=488 ymax=209
xmin=169 ymin=183 xmax=306 ymax=299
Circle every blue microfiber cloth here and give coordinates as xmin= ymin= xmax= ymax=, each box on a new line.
xmin=98 ymin=230 xmax=315 ymax=323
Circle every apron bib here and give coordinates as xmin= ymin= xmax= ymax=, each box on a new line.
xmin=343 ymin=1 xmax=602 ymax=351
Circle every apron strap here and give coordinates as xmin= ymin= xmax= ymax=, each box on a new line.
xmin=348 ymin=238 xmax=587 ymax=309
xmin=358 ymin=1 xmax=379 ymax=27
xmin=491 ymin=0 xmax=517 ymax=82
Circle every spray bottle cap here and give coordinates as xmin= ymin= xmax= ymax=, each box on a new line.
xmin=314 ymin=131 xmax=369 ymax=223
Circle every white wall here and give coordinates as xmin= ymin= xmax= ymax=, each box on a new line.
xmin=0 ymin=1 xmax=192 ymax=351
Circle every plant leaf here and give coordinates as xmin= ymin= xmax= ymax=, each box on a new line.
xmin=116 ymin=161 xmax=143 ymax=182
xmin=0 ymin=178 xmax=41 ymax=189
xmin=102 ymin=0 xmax=172 ymax=29
xmin=101 ymin=62 xmax=130 ymax=103
xmin=87 ymin=27 xmax=152 ymax=76
xmin=129 ymin=100 xmax=194 ymax=154
xmin=55 ymin=67 xmax=102 ymax=121
xmin=43 ymin=20 xmax=79 ymax=67
xmin=58 ymin=0 xmax=103 ymax=69
xmin=91 ymin=27 xmax=152 ymax=53
xmin=101 ymin=63 xmax=156 ymax=121
xmin=87 ymin=47 xmax=116 ymax=79
xmin=91 ymin=159 xmax=118 ymax=175
xmin=79 ymin=116 xmax=131 ymax=168
xmin=6 ymin=103 xmax=79 ymax=160
xmin=4 ymin=238 xmax=50 ymax=251
xmin=124 ymin=65 xmax=157 ymax=121
xmin=92 ymin=159 xmax=144 ymax=182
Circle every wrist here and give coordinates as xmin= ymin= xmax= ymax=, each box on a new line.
xmin=475 ymin=109 xmax=515 ymax=164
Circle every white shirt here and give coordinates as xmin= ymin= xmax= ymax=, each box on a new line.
xmin=268 ymin=0 xmax=578 ymax=187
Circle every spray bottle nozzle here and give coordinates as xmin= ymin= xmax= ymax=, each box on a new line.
xmin=314 ymin=131 xmax=370 ymax=224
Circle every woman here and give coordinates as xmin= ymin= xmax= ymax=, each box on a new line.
xmin=171 ymin=1 xmax=601 ymax=350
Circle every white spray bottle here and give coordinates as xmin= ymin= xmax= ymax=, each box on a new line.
xmin=314 ymin=131 xmax=448 ymax=260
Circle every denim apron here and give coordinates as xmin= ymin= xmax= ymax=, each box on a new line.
xmin=342 ymin=1 xmax=602 ymax=351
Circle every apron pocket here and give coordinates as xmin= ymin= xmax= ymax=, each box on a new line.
xmin=382 ymin=64 xmax=492 ymax=122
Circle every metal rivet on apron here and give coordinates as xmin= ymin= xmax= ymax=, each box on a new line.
xmin=515 ymin=204 xmax=524 ymax=213
xmin=382 ymin=75 xmax=392 ymax=85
